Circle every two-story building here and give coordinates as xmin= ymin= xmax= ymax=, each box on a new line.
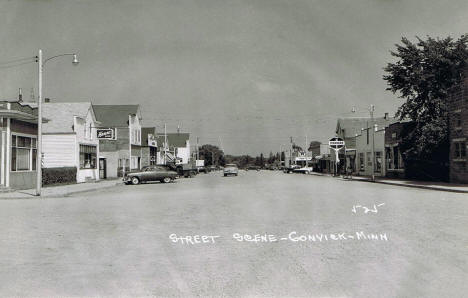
xmin=0 ymin=100 xmax=42 ymax=190
xmin=384 ymin=121 xmax=413 ymax=179
xmin=41 ymin=102 xmax=100 ymax=183
xmin=93 ymin=105 xmax=142 ymax=178
xmin=448 ymin=74 xmax=468 ymax=183
xmin=354 ymin=126 xmax=387 ymax=177
xmin=335 ymin=114 xmax=396 ymax=175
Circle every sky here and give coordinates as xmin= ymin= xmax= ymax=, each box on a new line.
xmin=1 ymin=0 xmax=468 ymax=155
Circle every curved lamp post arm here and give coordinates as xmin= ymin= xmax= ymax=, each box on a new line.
xmin=43 ymin=53 xmax=79 ymax=66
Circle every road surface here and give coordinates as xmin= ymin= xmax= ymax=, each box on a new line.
xmin=0 ymin=171 xmax=467 ymax=297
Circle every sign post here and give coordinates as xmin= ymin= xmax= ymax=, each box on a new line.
xmin=328 ymin=137 xmax=345 ymax=176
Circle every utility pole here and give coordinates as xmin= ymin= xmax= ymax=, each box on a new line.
xmin=164 ymin=123 xmax=167 ymax=165
xmin=290 ymin=136 xmax=293 ymax=167
xmin=36 ymin=49 xmax=43 ymax=196
xmin=196 ymin=136 xmax=199 ymax=160
xmin=370 ymin=104 xmax=375 ymax=182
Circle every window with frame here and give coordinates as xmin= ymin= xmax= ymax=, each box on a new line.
xmin=79 ymin=144 xmax=97 ymax=169
xmin=453 ymin=112 xmax=462 ymax=128
xmin=366 ymin=152 xmax=372 ymax=166
xmin=12 ymin=135 xmax=36 ymax=171
xmin=11 ymin=135 xmax=37 ymax=171
xmin=454 ymin=141 xmax=467 ymax=159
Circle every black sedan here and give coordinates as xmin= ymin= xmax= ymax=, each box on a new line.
xmin=123 ymin=165 xmax=178 ymax=185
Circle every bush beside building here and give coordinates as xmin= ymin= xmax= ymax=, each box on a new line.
xmin=42 ymin=167 xmax=77 ymax=186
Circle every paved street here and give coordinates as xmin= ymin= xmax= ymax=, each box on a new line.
xmin=1 ymin=171 xmax=467 ymax=297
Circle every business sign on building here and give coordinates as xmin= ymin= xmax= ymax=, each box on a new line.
xmin=97 ymin=128 xmax=115 ymax=139
xmin=295 ymin=156 xmax=312 ymax=161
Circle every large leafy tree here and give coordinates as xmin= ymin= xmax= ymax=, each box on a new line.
xmin=199 ymin=144 xmax=224 ymax=166
xmin=383 ymin=35 xmax=468 ymax=180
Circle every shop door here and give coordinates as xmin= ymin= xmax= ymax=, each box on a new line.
xmin=99 ymin=158 xmax=107 ymax=179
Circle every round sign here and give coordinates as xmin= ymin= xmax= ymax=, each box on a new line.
xmin=329 ymin=137 xmax=345 ymax=150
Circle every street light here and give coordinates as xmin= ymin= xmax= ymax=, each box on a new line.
xmin=36 ymin=49 xmax=79 ymax=196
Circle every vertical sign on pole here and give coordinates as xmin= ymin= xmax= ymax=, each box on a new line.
xmin=329 ymin=137 xmax=345 ymax=176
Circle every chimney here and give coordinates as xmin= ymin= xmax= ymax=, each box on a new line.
xmin=45 ymin=98 xmax=50 ymax=103
xmin=18 ymin=88 xmax=23 ymax=102
xmin=384 ymin=112 xmax=389 ymax=120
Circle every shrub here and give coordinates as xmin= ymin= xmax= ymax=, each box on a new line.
xmin=42 ymin=167 xmax=77 ymax=186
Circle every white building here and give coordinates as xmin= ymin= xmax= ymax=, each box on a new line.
xmin=41 ymin=102 xmax=100 ymax=183
xmin=156 ymin=133 xmax=190 ymax=165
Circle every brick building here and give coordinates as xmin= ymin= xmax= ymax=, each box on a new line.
xmin=448 ymin=75 xmax=468 ymax=183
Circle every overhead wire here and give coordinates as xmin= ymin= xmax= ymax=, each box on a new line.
xmin=0 ymin=56 xmax=36 ymax=66
xmin=0 ymin=60 xmax=36 ymax=70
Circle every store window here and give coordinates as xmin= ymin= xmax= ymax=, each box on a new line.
xmin=366 ymin=152 xmax=372 ymax=167
xmin=11 ymin=135 xmax=37 ymax=171
xmin=79 ymin=144 xmax=97 ymax=169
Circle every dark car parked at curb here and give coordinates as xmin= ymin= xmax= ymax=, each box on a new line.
xmin=123 ymin=165 xmax=178 ymax=185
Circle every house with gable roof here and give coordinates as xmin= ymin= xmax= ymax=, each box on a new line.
xmin=41 ymin=102 xmax=100 ymax=183
xmin=93 ymin=104 xmax=142 ymax=178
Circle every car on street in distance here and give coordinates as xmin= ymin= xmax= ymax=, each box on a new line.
xmin=208 ymin=165 xmax=217 ymax=172
xmin=283 ymin=164 xmax=301 ymax=173
xmin=293 ymin=166 xmax=314 ymax=174
xmin=223 ymin=164 xmax=239 ymax=176
xmin=248 ymin=165 xmax=261 ymax=171
xmin=123 ymin=165 xmax=178 ymax=185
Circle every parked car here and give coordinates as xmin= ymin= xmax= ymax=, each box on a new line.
xmin=123 ymin=165 xmax=178 ymax=185
xmin=293 ymin=166 xmax=313 ymax=174
xmin=198 ymin=166 xmax=207 ymax=173
xmin=223 ymin=164 xmax=239 ymax=176
xmin=208 ymin=165 xmax=217 ymax=172
xmin=283 ymin=164 xmax=301 ymax=173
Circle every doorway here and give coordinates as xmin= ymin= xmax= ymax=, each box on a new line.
xmin=99 ymin=158 xmax=107 ymax=179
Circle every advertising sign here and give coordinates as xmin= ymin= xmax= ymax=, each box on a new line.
xmin=97 ymin=128 xmax=114 ymax=139
xmin=328 ymin=137 xmax=345 ymax=150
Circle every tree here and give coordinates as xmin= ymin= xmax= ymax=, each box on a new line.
xmin=383 ymin=35 xmax=468 ymax=181
xmin=199 ymin=144 xmax=224 ymax=166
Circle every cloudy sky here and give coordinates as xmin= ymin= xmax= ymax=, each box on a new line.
xmin=1 ymin=0 xmax=467 ymax=155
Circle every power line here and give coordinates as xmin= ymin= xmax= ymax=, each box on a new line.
xmin=0 ymin=60 xmax=36 ymax=70
xmin=0 ymin=56 xmax=35 ymax=66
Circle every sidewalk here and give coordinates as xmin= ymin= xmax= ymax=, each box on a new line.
xmin=0 ymin=178 xmax=123 ymax=199
xmin=310 ymin=171 xmax=468 ymax=193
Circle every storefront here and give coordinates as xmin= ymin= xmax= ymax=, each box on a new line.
xmin=0 ymin=101 xmax=41 ymax=190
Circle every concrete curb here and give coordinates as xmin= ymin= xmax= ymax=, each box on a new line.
xmin=353 ymin=178 xmax=468 ymax=194
xmin=0 ymin=181 xmax=123 ymax=200
xmin=307 ymin=172 xmax=468 ymax=193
